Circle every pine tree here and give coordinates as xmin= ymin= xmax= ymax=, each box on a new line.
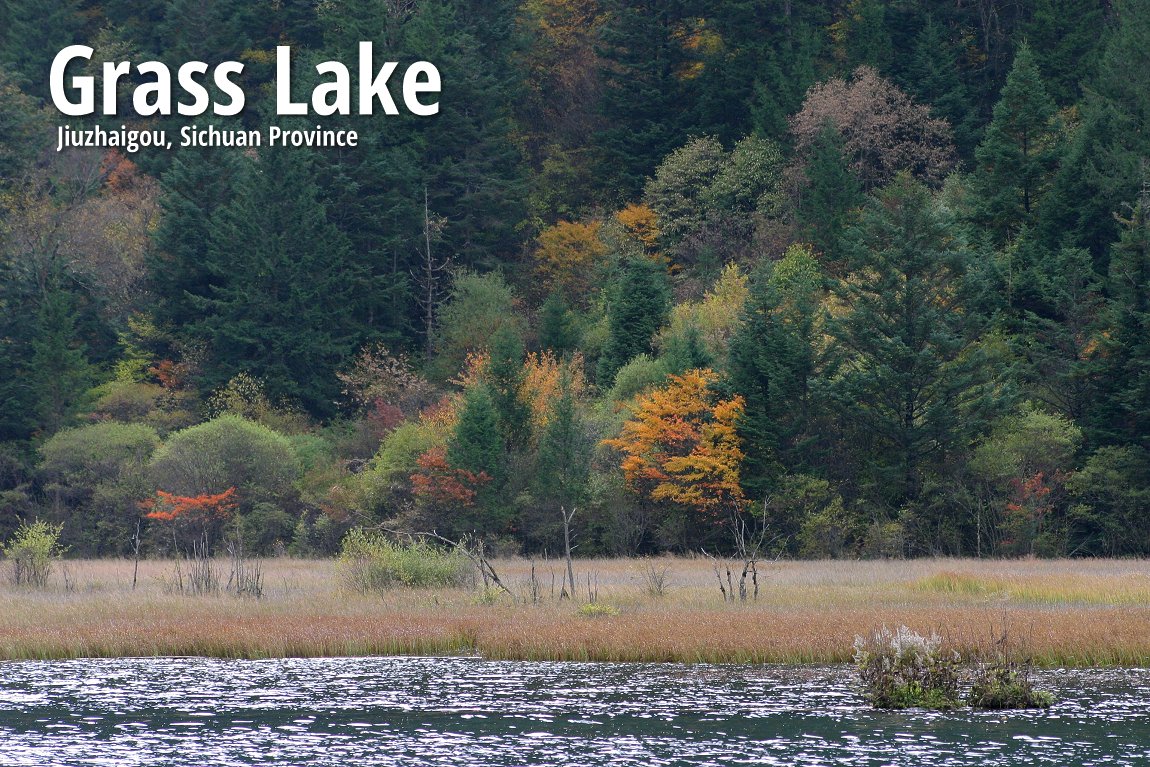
xmin=0 ymin=72 xmax=46 ymax=186
xmin=843 ymin=0 xmax=892 ymax=72
xmin=531 ymin=372 xmax=591 ymax=536
xmin=1024 ymin=0 xmax=1105 ymax=106
xmin=447 ymin=382 xmax=508 ymax=533
xmin=0 ymin=260 xmax=39 ymax=441
xmin=662 ymin=324 xmax=712 ymax=376
xmin=485 ymin=325 xmax=531 ymax=448
xmin=538 ymin=290 xmax=578 ymax=356
xmin=901 ymin=14 xmax=980 ymax=160
xmin=594 ymin=0 xmax=690 ymax=201
xmin=597 ymin=256 xmax=671 ymax=388
xmin=972 ymin=43 xmax=1060 ymax=245
xmin=150 ymin=149 xmax=241 ymax=335
xmin=692 ymin=2 xmax=827 ymax=143
xmin=827 ymin=176 xmax=1000 ymax=504
xmin=1037 ymin=0 xmax=1150 ymax=262
xmin=0 ymin=0 xmax=81 ymax=99
xmin=796 ymin=121 xmax=863 ymax=267
xmin=405 ymin=1 xmax=527 ymax=270
xmin=1096 ymin=194 xmax=1150 ymax=447
xmin=28 ymin=286 xmax=93 ymax=436
xmin=746 ymin=3 xmax=829 ymax=140
xmin=157 ymin=0 xmax=251 ymax=64
xmin=312 ymin=0 xmax=427 ymax=346
xmin=197 ymin=149 xmax=366 ymax=418
xmin=1019 ymin=246 xmax=1105 ymax=425
xmin=728 ymin=246 xmax=822 ymax=498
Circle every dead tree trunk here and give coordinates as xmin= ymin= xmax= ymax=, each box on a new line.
xmin=561 ymin=505 xmax=577 ymax=599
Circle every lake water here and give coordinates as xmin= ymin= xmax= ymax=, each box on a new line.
xmin=0 ymin=656 xmax=1147 ymax=766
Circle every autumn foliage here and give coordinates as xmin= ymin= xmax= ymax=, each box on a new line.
xmin=519 ymin=351 xmax=586 ymax=432
xmin=616 ymin=203 xmax=662 ymax=257
xmin=532 ymin=220 xmax=608 ymax=301
xmin=602 ymin=369 xmax=745 ymax=517
xmin=1002 ymin=471 xmax=1058 ymax=555
xmin=790 ymin=66 xmax=956 ymax=189
xmin=140 ymin=488 xmax=238 ymax=523
xmin=410 ymin=446 xmax=490 ymax=508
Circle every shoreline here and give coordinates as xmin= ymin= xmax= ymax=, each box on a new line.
xmin=2 ymin=557 xmax=1149 ymax=666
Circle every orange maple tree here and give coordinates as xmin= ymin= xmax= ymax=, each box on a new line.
xmin=410 ymin=446 xmax=490 ymax=508
xmin=140 ymin=488 xmax=238 ymax=523
xmin=602 ymin=369 xmax=745 ymax=518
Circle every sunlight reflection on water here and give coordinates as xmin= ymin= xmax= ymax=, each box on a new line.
xmin=0 ymin=657 xmax=1147 ymax=766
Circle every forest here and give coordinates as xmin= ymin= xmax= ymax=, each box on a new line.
xmin=1 ymin=0 xmax=1148 ymax=561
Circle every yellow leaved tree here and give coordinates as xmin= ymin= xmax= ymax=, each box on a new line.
xmin=602 ymin=368 xmax=745 ymax=521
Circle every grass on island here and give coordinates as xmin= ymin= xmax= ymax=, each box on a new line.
xmin=1 ymin=556 xmax=1149 ymax=666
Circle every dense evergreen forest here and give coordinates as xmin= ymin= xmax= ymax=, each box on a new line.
xmin=2 ymin=0 xmax=1149 ymax=560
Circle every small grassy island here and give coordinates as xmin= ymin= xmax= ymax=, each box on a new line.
xmin=2 ymin=555 xmax=1148 ymax=667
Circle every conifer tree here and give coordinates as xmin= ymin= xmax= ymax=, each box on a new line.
xmin=157 ymin=0 xmax=251 ymax=64
xmin=1019 ymin=246 xmax=1105 ymax=425
xmin=150 ymin=150 xmax=241 ymax=335
xmin=594 ymin=0 xmax=689 ymax=200
xmin=0 ymin=73 xmax=46 ymax=185
xmin=796 ymin=122 xmax=862 ymax=266
xmin=538 ymin=290 xmax=578 ymax=356
xmin=447 ymin=382 xmax=508 ymax=532
xmin=842 ymin=0 xmax=892 ymax=72
xmin=743 ymin=3 xmax=828 ymax=140
xmin=902 ymin=14 xmax=979 ymax=160
xmin=1096 ymin=195 xmax=1150 ymax=446
xmin=0 ymin=0 xmax=81 ymax=99
xmin=1024 ymin=0 xmax=1104 ymax=106
xmin=728 ymin=246 xmax=822 ymax=497
xmin=827 ymin=176 xmax=999 ymax=504
xmin=486 ymin=325 xmax=531 ymax=448
xmin=197 ymin=149 xmax=365 ymax=418
xmin=532 ymin=372 xmax=591 ymax=513
xmin=597 ymin=256 xmax=671 ymax=388
xmin=662 ymin=324 xmax=712 ymax=376
xmin=28 ymin=286 xmax=92 ymax=436
xmin=311 ymin=3 xmax=425 ymax=347
xmin=972 ymin=43 xmax=1060 ymax=245
xmin=1037 ymin=0 xmax=1150 ymax=261
xmin=406 ymin=1 xmax=527 ymax=270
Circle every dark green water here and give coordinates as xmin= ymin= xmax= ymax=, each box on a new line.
xmin=0 ymin=657 xmax=1146 ymax=766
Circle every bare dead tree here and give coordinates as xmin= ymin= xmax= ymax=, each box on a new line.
xmin=700 ymin=503 xmax=777 ymax=603
xmin=561 ymin=505 xmax=577 ymax=599
xmin=131 ymin=518 xmax=141 ymax=591
xmin=413 ymin=185 xmax=450 ymax=357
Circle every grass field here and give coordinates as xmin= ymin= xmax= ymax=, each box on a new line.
xmin=2 ymin=556 xmax=1149 ymax=665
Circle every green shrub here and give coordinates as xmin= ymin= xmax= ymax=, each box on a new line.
xmin=968 ymin=662 xmax=1055 ymax=709
xmin=605 ymin=354 xmax=668 ymax=402
xmin=149 ymin=415 xmax=299 ymax=505
xmin=337 ymin=529 xmax=471 ymax=592
xmin=853 ymin=625 xmax=961 ymax=709
xmin=39 ymin=422 xmax=161 ymax=486
xmin=577 ymin=602 xmax=620 ymax=617
xmin=353 ymin=422 xmax=445 ymax=511
xmin=3 ymin=521 xmax=65 ymax=587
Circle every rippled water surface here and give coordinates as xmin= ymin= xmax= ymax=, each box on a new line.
xmin=0 ymin=656 xmax=1147 ymax=766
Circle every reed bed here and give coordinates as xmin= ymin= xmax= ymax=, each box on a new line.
xmin=1 ymin=557 xmax=1149 ymax=666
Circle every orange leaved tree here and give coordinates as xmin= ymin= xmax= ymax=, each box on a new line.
xmin=140 ymin=487 xmax=237 ymax=553
xmin=602 ymin=369 xmax=745 ymax=545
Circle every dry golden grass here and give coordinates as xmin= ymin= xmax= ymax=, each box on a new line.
xmin=1 ymin=556 xmax=1149 ymax=666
